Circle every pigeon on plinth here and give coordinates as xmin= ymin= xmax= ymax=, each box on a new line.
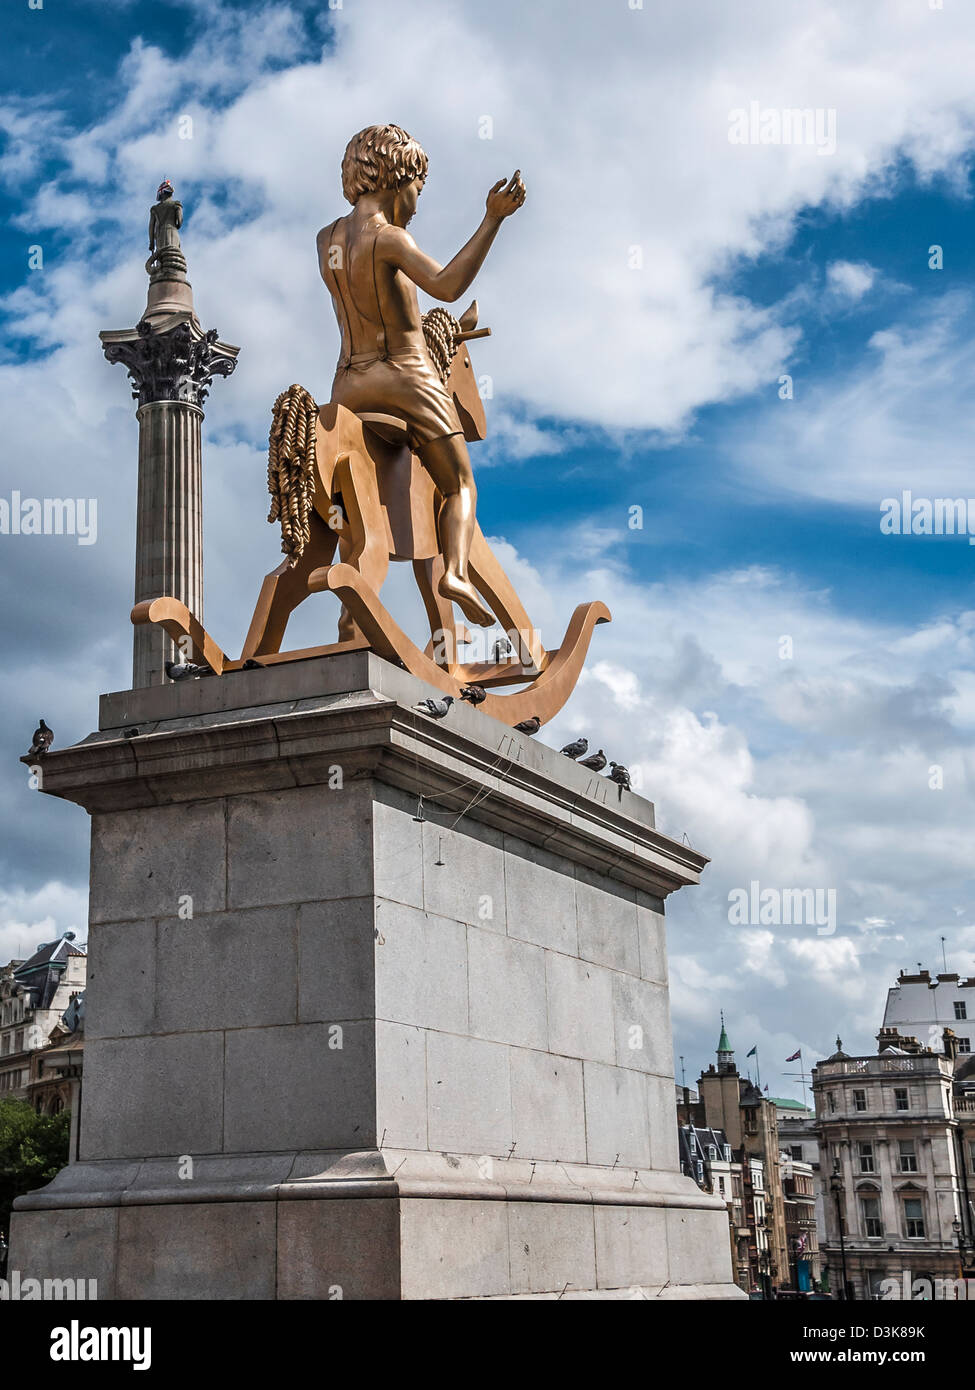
xmin=560 ymin=736 xmax=588 ymax=759
xmin=27 ymin=719 xmax=54 ymax=758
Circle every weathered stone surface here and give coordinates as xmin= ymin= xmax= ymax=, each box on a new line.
xmin=583 ymin=1061 xmax=653 ymax=1168
xmin=85 ymin=918 xmax=156 ymax=1039
xmin=611 ymin=972 xmax=672 ymax=1075
xmin=80 ymin=1032 xmax=224 ymax=1160
xmin=228 ymin=782 xmax=372 ymax=908
xmin=422 ymin=817 xmax=507 ymax=932
xmin=90 ymin=800 xmax=226 ymax=923
xmin=223 ymin=1020 xmax=376 ymax=1152
xmin=545 ymin=952 xmax=616 ymax=1065
xmin=509 ymin=1047 xmax=586 ymax=1164
xmin=399 ymin=1199 xmax=510 ymax=1299
xmin=636 ymin=893 xmax=668 ymax=983
xmin=7 ymin=1206 xmax=119 ymax=1299
xmin=594 ymin=1205 xmax=669 ymax=1289
xmin=508 ymin=1201 xmax=596 ymax=1295
xmin=468 ymin=928 xmax=547 ymax=1051
xmin=277 ymin=1198 xmax=401 ymax=1300
xmin=503 ymin=834 xmax=577 ymax=954
xmin=373 ymin=793 xmax=424 ymax=910
xmin=117 ymin=1202 xmax=274 ymax=1300
xmin=374 ymin=901 xmax=468 ymax=1035
xmin=375 ymin=1021 xmax=428 ymax=1150
xmin=297 ymin=896 xmax=375 ymax=1023
xmin=156 ymin=905 xmax=298 ymax=1033
xmin=575 ymin=867 xmax=640 ymax=974
xmin=426 ymin=1033 xmax=511 ymax=1156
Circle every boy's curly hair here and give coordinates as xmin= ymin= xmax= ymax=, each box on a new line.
xmin=341 ymin=124 xmax=429 ymax=206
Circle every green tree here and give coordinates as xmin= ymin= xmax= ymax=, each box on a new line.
xmin=0 ymin=1099 xmax=69 ymax=1236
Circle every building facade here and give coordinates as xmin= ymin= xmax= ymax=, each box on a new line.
xmin=814 ymin=1029 xmax=973 ymax=1299
xmin=0 ymin=935 xmax=86 ymax=1106
xmin=882 ymin=968 xmax=974 ymax=1058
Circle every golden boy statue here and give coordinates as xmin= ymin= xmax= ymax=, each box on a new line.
xmin=318 ymin=124 xmax=526 ymax=627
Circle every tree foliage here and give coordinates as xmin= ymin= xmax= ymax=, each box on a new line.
xmin=0 ymin=1099 xmax=69 ymax=1235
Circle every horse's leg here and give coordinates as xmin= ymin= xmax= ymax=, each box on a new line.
xmin=241 ymin=509 xmax=338 ymax=658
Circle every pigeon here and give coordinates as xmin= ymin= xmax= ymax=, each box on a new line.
xmin=492 ymin=636 xmax=512 ymax=662
xmin=28 ymin=719 xmax=54 ymax=758
xmin=460 ymin=684 xmax=486 ymax=706
xmin=579 ymin=748 xmax=607 ymax=772
xmin=609 ymin=761 xmax=631 ymax=791
xmin=242 ymin=658 xmax=264 ymax=670
xmin=122 ymin=727 xmax=141 ymax=739
xmin=560 ymin=736 xmax=589 ymax=760
xmin=514 ymin=714 xmax=541 ymax=735
xmin=165 ymin=659 xmax=213 ymax=681
xmin=415 ymin=696 xmax=454 ymax=720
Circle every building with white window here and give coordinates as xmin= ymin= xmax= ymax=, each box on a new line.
xmin=813 ymin=1028 xmax=973 ymax=1299
xmin=882 ymin=968 xmax=974 ymax=1060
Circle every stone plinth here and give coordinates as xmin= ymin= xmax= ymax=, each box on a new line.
xmin=11 ymin=653 xmax=742 ymax=1299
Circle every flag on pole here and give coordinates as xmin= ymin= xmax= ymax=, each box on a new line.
xmin=746 ymin=1045 xmax=757 ymax=1057
xmin=786 ymin=1048 xmax=801 ymax=1062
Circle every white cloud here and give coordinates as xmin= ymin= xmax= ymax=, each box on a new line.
xmin=826 ymin=259 xmax=877 ymax=300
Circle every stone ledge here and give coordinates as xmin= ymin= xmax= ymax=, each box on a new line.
xmin=16 ymin=1148 xmax=727 ymax=1215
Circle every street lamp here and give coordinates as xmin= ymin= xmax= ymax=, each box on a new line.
xmin=830 ymin=1159 xmax=849 ymax=1300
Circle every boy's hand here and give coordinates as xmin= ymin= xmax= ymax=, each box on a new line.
xmin=486 ymin=171 xmax=526 ymax=220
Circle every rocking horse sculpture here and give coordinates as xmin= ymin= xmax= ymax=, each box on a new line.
xmin=132 ymin=125 xmax=609 ymax=728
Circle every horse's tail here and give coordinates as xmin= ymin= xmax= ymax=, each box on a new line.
xmin=268 ymin=383 xmax=318 ymax=564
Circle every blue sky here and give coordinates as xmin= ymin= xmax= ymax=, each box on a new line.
xmin=3 ymin=0 xmax=975 ymax=1092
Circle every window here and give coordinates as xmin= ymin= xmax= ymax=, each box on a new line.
xmin=717 ymin=1176 xmax=725 ymax=1195
xmin=828 ymin=1091 xmax=837 ymax=1113
xmin=790 ymin=1145 xmax=803 ymax=1160
xmin=894 ymin=1087 xmax=909 ymax=1112
xmin=970 ymin=1140 xmax=975 ymax=1171
xmin=903 ymin=1198 xmax=925 ymax=1239
xmin=858 ymin=1141 xmax=875 ymax=1174
xmin=899 ymin=1140 xmax=918 ymax=1173
xmin=724 ymin=1145 xmax=732 ymax=1162
xmin=860 ymin=1195 xmax=882 ymax=1238
xmin=707 ymin=1144 xmax=718 ymax=1160
xmin=853 ymin=1088 xmax=867 ymax=1112
xmin=955 ymin=1001 xmax=968 ymax=1021
xmin=958 ymin=1038 xmax=972 ymax=1054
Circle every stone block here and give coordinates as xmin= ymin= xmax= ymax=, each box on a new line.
xmin=399 ymin=1198 xmax=510 ymax=1299
xmin=593 ymin=1204 xmax=669 ymax=1289
xmin=223 ymin=1021 xmax=376 ymax=1152
xmin=89 ymin=801 xmax=226 ymax=923
xmin=116 ymin=1202 xmax=276 ymax=1299
xmin=426 ymin=1033 xmax=511 ymax=1156
xmin=647 ymin=1073 xmax=681 ymax=1171
xmin=156 ymin=905 xmax=298 ymax=1033
xmin=637 ymin=893 xmax=668 ymax=983
xmin=7 ymin=1206 xmax=118 ymax=1299
xmin=583 ymin=1061 xmax=652 ymax=1167
xmin=277 ymin=1198 xmax=402 ymax=1299
xmin=509 ymin=1047 xmax=586 ymax=1164
xmin=612 ymin=973 xmax=672 ymax=1075
xmin=80 ymin=1032 xmax=224 ymax=1160
xmin=508 ymin=1201 xmax=597 ymax=1295
xmin=375 ymin=1020 xmax=428 ymax=1150
xmin=298 ymin=897 xmax=376 ymax=1023
xmin=545 ymin=953 xmax=616 ymax=1064
xmin=666 ymin=1205 xmax=732 ymax=1285
xmin=373 ymin=795 xmax=424 ymax=909
xmin=575 ymin=867 xmax=640 ymax=974
xmin=468 ymin=928 xmax=547 ymax=1051
xmin=503 ymin=835 xmax=578 ymax=954
xmin=85 ymin=919 xmax=156 ymax=1039
xmin=422 ymin=818 xmax=506 ymax=932
xmin=374 ymin=901 xmax=468 ymax=1034
xmin=228 ymin=782 xmax=372 ymax=908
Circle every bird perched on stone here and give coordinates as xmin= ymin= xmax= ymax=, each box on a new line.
xmin=28 ymin=719 xmax=54 ymax=758
xmin=122 ymin=727 xmax=140 ymax=739
xmin=460 ymin=684 xmax=486 ymax=706
xmin=242 ymin=658 xmax=264 ymax=670
xmin=560 ymin=736 xmax=588 ymax=759
xmin=415 ymin=696 xmax=454 ymax=719
xmin=579 ymin=748 xmax=606 ymax=771
xmin=165 ymin=659 xmax=213 ymax=681
xmin=609 ymin=761 xmax=631 ymax=791
xmin=492 ymin=636 xmax=512 ymax=661
xmin=514 ymin=714 xmax=541 ymax=735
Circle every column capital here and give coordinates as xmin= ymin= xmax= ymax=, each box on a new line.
xmin=100 ymin=313 xmax=239 ymax=410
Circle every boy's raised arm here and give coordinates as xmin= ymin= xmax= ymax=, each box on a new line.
xmin=381 ymin=172 xmax=526 ymax=304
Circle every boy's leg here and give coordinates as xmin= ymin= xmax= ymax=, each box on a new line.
xmin=419 ymin=432 xmax=494 ymax=627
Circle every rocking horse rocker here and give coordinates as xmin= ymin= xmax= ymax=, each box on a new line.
xmin=132 ymin=125 xmax=610 ymax=728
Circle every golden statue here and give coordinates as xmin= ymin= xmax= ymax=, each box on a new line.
xmin=133 ymin=126 xmax=610 ymax=727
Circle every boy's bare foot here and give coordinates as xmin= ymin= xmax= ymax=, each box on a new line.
xmin=439 ymin=572 xmax=493 ymax=627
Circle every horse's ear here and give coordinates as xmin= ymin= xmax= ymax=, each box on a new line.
xmin=458 ymin=300 xmax=478 ymax=332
